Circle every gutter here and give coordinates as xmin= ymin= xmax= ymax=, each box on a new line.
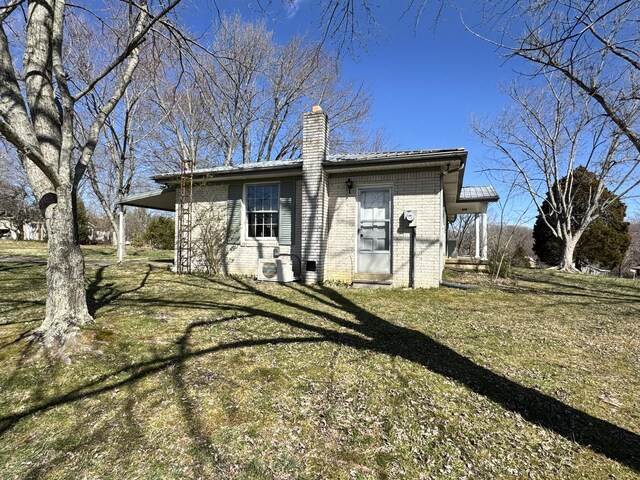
xmin=323 ymin=151 xmax=467 ymax=171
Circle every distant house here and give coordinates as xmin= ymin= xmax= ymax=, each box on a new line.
xmin=121 ymin=106 xmax=498 ymax=287
xmin=0 ymin=213 xmax=46 ymax=241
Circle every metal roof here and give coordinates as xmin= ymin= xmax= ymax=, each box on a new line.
xmin=152 ymin=158 xmax=302 ymax=182
xmin=124 ymin=149 xmax=497 ymax=215
xmin=118 ymin=188 xmax=176 ymax=211
xmin=325 ymin=149 xmax=466 ymax=163
xmin=152 ymin=149 xmax=468 ymax=182
xmin=459 ymin=186 xmax=499 ymax=202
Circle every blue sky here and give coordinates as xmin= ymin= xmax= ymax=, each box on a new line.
xmin=186 ymin=1 xmax=516 ymax=175
xmin=277 ymin=1 xmax=533 ymax=218
xmin=183 ymin=0 xmax=638 ymax=220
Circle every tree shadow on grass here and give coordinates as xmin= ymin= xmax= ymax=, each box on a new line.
xmin=86 ymin=264 xmax=153 ymax=316
xmin=19 ymin=383 xmax=155 ymax=480
xmin=0 ymin=315 xmax=43 ymax=326
xmin=307 ymin=285 xmax=640 ymax=470
xmin=0 ymin=329 xmax=37 ymax=352
xmin=506 ymin=273 xmax=640 ymax=304
xmin=0 ymin=300 xmax=46 ymax=319
xmin=0 ymin=274 xmax=638 ymax=473
xmin=0 ymin=263 xmax=44 ymax=273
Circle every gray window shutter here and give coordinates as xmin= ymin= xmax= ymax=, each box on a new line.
xmin=227 ymin=183 xmax=242 ymax=245
xmin=279 ymin=180 xmax=295 ymax=246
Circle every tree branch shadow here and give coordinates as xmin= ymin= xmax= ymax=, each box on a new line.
xmin=244 ymin=278 xmax=640 ymax=471
xmin=0 ymin=329 xmax=36 ymax=352
xmin=86 ymin=264 xmax=153 ymax=316
xmin=1 ymin=273 xmax=638 ymax=473
xmin=19 ymin=383 xmax=154 ymax=480
xmin=508 ymin=274 xmax=640 ymax=303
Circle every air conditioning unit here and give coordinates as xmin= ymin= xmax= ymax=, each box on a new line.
xmin=257 ymin=258 xmax=295 ymax=282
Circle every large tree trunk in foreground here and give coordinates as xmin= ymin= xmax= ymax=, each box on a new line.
xmin=35 ymin=188 xmax=92 ymax=351
xmin=13 ymin=1 xmax=91 ymax=352
xmin=0 ymin=0 xmax=176 ymax=356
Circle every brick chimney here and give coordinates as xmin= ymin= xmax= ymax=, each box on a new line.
xmin=301 ymin=106 xmax=329 ymax=284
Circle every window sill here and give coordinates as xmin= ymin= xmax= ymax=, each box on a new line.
xmin=241 ymin=238 xmax=280 ymax=248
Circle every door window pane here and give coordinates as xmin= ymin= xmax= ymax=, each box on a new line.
xmin=359 ymin=190 xmax=390 ymax=252
xmin=360 ymin=190 xmax=389 ymax=220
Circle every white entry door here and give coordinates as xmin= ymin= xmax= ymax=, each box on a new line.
xmin=357 ymin=187 xmax=391 ymax=273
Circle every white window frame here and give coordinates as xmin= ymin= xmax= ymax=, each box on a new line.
xmin=244 ymin=182 xmax=280 ymax=242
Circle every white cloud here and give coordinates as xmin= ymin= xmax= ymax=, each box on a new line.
xmin=286 ymin=0 xmax=306 ymax=19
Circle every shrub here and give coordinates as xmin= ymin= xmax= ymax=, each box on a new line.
xmin=511 ymin=244 xmax=531 ymax=269
xmin=191 ymin=207 xmax=236 ymax=275
xmin=143 ymin=217 xmax=174 ymax=250
xmin=488 ymin=247 xmax=513 ymax=279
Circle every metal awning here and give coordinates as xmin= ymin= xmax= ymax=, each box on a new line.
xmin=446 ymin=185 xmax=499 ymax=216
xmin=118 ymin=188 xmax=176 ymax=212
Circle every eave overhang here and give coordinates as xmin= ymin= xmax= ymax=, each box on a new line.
xmin=118 ymin=188 xmax=176 ymax=212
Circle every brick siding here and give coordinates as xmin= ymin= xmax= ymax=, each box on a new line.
xmin=325 ymin=170 xmax=443 ymax=288
xmin=300 ymin=108 xmax=329 ymax=284
xmin=185 ymin=182 xmax=302 ymax=276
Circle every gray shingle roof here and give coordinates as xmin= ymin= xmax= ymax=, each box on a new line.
xmin=459 ymin=186 xmax=499 ymax=201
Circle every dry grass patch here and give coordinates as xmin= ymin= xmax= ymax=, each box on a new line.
xmin=0 ymin=261 xmax=638 ymax=479
xmin=0 ymin=239 xmax=172 ymax=262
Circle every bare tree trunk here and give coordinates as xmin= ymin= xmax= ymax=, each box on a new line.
xmin=35 ymin=187 xmax=92 ymax=351
xmin=559 ymin=236 xmax=578 ymax=271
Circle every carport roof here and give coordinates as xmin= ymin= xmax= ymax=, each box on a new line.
xmin=118 ymin=188 xmax=176 ymax=212
xmin=459 ymin=186 xmax=499 ymax=202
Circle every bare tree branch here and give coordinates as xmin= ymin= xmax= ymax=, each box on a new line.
xmin=73 ymin=0 xmax=182 ymax=101
xmin=475 ymin=75 xmax=637 ymax=270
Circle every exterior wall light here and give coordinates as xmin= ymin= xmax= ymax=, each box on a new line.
xmin=345 ymin=178 xmax=354 ymax=193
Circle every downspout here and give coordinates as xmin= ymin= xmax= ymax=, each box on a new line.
xmin=409 ymin=226 xmax=416 ymax=288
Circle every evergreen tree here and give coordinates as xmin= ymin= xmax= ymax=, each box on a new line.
xmin=143 ymin=217 xmax=175 ymax=250
xmin=533 ymin=168 xmax=631 ymax=269
xmin=76 ymin=198 xmax=91 ymax=245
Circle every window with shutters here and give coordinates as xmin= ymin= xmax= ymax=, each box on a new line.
xmin=246 ymin=184 xmax=279 ymax=238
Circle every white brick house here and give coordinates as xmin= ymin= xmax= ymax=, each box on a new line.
xmin=122 ymin=106 xmax=498 ymax=288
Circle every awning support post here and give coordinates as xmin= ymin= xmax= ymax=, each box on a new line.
xmin=481 ymin=211 xmax=488 ymax=260
xmin=474 ymin=213 xmax=480 ymax=259
xmin=118 ymin=207 xmax=125 ymax=264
